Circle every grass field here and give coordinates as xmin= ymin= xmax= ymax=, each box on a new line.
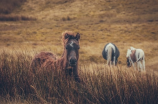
xmin=0 ymin=0 xmax=158 ymax=103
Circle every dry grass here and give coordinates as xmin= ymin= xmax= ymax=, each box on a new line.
xmin=0 ymin=15 xmax=36 ymax=21
xmin=0 ymin=50 xmax=157 ymax=104
xmin=0 ymin=0 xmax=158 ymax=103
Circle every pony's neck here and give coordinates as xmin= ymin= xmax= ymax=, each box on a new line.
xmin=60 ymin=48 xmax=68 ymax=70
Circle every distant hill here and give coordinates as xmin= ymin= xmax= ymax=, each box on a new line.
xmin=0 ymin=0 xmax=26 ymax=14
xmin=20 ymin=0 xmax=157 ymax=21
xmin=1 ymin=0 xmax=158 ymax=22
xmin=0 ymin=0 xmax=158 ymax=64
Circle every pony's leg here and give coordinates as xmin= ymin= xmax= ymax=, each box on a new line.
xmin=140 ymin=61 xmax=143 ymax=71
xmin=107 ymin=60 xmax=109 ymax=66
xmin=107 ymin=60 xmax=111 ymax=66
xmin=131 ymin=62 xmax=135 ymax=70
xmin=129 ymin=57 xmax=135 ymax=70
xmin=113 ymin=56 xmax=115 ymax=66
xmin=131 ymin=61 xmax=135 ymax=70
xmin=138 ymin=61 xmax=142 ymax=71
xmin=142 ymin=59 xmax=145 ymax=71
xmin=137 ymin=62 xmax=139 ymax=71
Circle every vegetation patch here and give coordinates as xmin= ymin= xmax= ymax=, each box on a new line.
xmin=0 ymin=15 xmax=36 ymax=21
xmin=0 ymin=50 xmax=157 ymax=104
xmin=0 ymin=0 xmax=26 ymax=14
xmin=0 ymin=0 xmax=158 ymax=103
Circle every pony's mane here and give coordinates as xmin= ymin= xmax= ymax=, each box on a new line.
xmin=62 ymin=31 xmax=79 ymax=46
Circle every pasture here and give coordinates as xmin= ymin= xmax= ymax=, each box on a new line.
xmin=0 ymin=0 xmax=158 ymax=103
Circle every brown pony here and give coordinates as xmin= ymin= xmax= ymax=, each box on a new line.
xmin=30 ymin=31 xmax=81 ymax=82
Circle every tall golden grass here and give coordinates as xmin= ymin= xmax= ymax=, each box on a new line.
xmin=0 ymin=49 xmax=157 ymax=104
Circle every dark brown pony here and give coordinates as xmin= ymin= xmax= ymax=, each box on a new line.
xmin=30 ymin=31 xmax=81 ymax=82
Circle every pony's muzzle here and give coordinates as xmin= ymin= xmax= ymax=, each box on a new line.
xmin=69 ymin=58 xmax=77 ymax=66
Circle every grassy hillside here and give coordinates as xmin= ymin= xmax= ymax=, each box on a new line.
xmin=0 ymin=0 xmax=158 ymax=65
xmin=0 ymin=0 xmax=158 ymax=103
xmin=0 ymin=0 xmax=26 ymax=14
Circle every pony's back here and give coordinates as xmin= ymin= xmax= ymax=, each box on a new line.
xmin=102 ymin=43 xmax=120 ymax=60
xmin=30 ymin=52 xmax=57 ymax=73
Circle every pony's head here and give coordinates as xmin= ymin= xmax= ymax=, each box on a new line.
xmin=126 ymin=49 xmax=132 ymax=67
xmin=62 ymin=31 xmax=80 ymax=67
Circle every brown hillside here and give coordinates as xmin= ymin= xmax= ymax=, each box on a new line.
xmin=0 ymin=0 xmax=158 ymax=66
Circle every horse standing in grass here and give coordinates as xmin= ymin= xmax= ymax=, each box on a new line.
xmin=126 ymin=47 xmax=145 ymax=71
xmin=30 ymin=31 xmax=81 ymax=82
xmin=102 ymin=43 xmax=120 ymax=66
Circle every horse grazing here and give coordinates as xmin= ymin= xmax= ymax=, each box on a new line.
xmin=30 ymin=31 xmax=81 ymax=82
xmin=126 ymin=47 xmax=145 ymax=71
xmin=102 ymin=43 xmax=120 ymax=66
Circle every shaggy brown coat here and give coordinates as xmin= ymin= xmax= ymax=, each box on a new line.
xmin=29 ymin=31 xmax=81 ymax=82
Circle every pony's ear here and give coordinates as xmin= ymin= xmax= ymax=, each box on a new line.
xmin=65 ymin=33 xmax=69 ymax=39
xmin=76 ymin=33 xmax=80 ymax=40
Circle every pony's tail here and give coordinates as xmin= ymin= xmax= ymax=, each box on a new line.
xmin=107 ymin=46 xmax=112 ymax=65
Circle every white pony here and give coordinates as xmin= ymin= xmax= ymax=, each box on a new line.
xmin=126 ymin=47 xmax=145 ymax=71
xmin=102 ymin=43 xmax=120 ymax=66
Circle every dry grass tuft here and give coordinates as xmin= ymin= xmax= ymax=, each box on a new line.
xmin=0 ymin=0 xmax=158 ymax=103
xmin=61 ymin=16 xmax=73 ymax=21
xmin=0 ymin=50 xmax=157 ymax=104
xmin=0 ymin=15 xmax=36 ymax=21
